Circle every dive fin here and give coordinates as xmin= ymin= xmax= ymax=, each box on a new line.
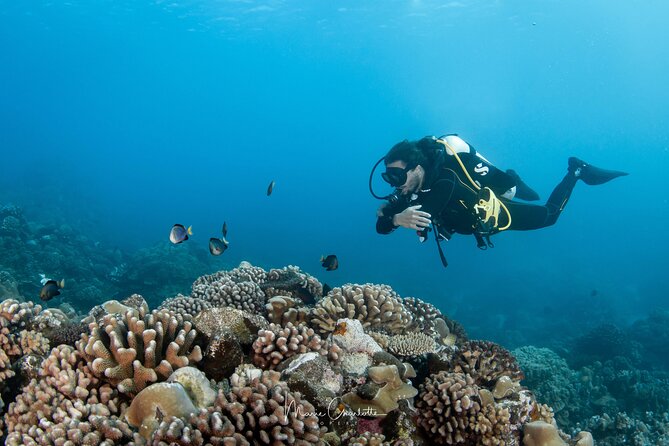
xmin=506 ymin=169 xmax=540 ymax=201
xmin=569 ymin=157 xmax=629 ymax=185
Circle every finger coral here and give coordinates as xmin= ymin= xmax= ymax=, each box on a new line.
xmin=157 ymin=294 xmax=213 ymax=320
xmin=415 ymin=371 xmax=482 ymax=444
xmin=191 ymin=276 xmax=266 ymax=314
xmin=223 ymin=368 xmax=324 ymax=444
xmin=454 ymin=340 xmax=524 ymax=387
xmin=77 ymin=308 xmax=202 ymax=395
xmin=388 ymin=332 xmax=438 ymax=358
xmin=5 ymin=344 xmax=134 ymax=446
xmin=310 ymin=284 xmax=413 ymax=335
xmin=0 ymin=299 xmax=48 ymax=383
xmin=252 ymin=321 xmax=331 ymax=369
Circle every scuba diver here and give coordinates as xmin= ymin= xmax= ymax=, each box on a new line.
xmin=371 ymin=134 xmax=628 ymax=267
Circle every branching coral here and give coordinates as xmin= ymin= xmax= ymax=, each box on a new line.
xmin=415 ymin=371 xmax=482 ymax=444
xmin=191 ymin=276 xmax=266 ymax=314
xmin=0 ymin=299 xmax=49 ymax=383
xmin=225 ymin=367 xmax=324 ymax=444
xmin=145 ymin=367 xmax=324 ymax=445
xmin=5 ymin=344 xmax=134 ymax=445
xmin=77 ymin=308 xmax=202 ymax=395
xmin=192 ymin=261 xmax=267 ymax=288
xmin=388 ymin=332 xmax=438 ymax=357
xmin=146 ymin=408 xmax=250 ymax=446
xmin=453 ymin=340 xmax=524 ymax=387
xmin=157 ymin=294 xmax=212 ymax=320
xmin=310 ymin=284 xmax=413 ymax=335
xmin=252 ymin=321 xmax=333 ymax=369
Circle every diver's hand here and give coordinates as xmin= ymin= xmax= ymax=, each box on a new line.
xmin=392 ymin=205 xmax=432 ymax=230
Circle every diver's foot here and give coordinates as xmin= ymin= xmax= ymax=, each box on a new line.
xmin=568 ymin=157 xmax=629 ymax=185
xmin=506 ymin=169 xmax=540 ymax=201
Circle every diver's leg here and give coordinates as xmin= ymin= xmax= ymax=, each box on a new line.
xmin=507 ymin=157 xmax=628 ymax=230
xmin=506 ymin=169 xmax=540 ymax=201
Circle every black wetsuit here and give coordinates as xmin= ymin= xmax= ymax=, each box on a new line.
xmin=376 ymin=135 xmax=577 ymax=238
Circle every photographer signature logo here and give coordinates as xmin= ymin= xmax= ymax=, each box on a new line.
xmin=283 ymin=397 xmax=380 ymax=422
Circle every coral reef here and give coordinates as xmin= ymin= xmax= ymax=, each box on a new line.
xmin=513 ymin=346 xmax=581 ymax=427
xmin=0 ymin=203 xmax=122 ymax=309
xmin=0 ymin=262 xmax=596 ymax=445
xmin=569 ymin=323 xmax=640 ymax=368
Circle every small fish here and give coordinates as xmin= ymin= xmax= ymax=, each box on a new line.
xmin=169 ymin=224 xmax=192 ymax=244
xmin=155 ymin=406 xmax=165 ymax=424
xmin=209 ymin=237 xmax=229 ymax=256
xmin=267 ymin=180 xmax=276 ymax=196
xmin=222 ymin=221 xmax=228 ymax=238
xmin=590 ymin=289 xmax=599 ymax=297
xmin=323 ymin=283 xmax=332 ymax=296
xmin=333 ymin=321 xmax=347 ymax=336
xmin=320 ymin=254 xmax=339 ymax=271
xmin=40 ymin=279 xmax=65 ymax=301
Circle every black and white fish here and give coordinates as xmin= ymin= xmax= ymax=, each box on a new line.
xmin=209 ymin=237 xmax=229 ymax=256
xmin=320 ymin=254 xmax=339 ymax=271
xmin=40 ymin=279 xmax=65 ymax=301
xmin=169 ymin=224 xmax=192 ymax=244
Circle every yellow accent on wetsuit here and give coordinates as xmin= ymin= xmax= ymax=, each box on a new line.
xmin=435 ymin=138 xmax=512 ymax=231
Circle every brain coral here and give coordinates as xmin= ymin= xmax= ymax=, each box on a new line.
xmin=77 ymin=308 xmax=202 ymax=395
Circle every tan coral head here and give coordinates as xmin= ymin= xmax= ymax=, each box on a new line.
xmin=522 ymin=421 xmax=568 ymax=446
xmin=125 ymin=382 xmax=198 ymax=439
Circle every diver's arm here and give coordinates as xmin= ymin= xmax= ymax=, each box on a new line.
xmin=376 ymin=201 xmax=431 ymax=233
xmin=376 ymin=213 xmax=398 ymax=234
xmin=376 ymin=202 xmax=401 ymax=234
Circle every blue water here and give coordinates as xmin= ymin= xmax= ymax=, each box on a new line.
xmin=1 ymin=1 xmax=668 ymax=343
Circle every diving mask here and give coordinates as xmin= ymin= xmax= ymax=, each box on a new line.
xmin=381 ymin=165 xmax=414 ymax=188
